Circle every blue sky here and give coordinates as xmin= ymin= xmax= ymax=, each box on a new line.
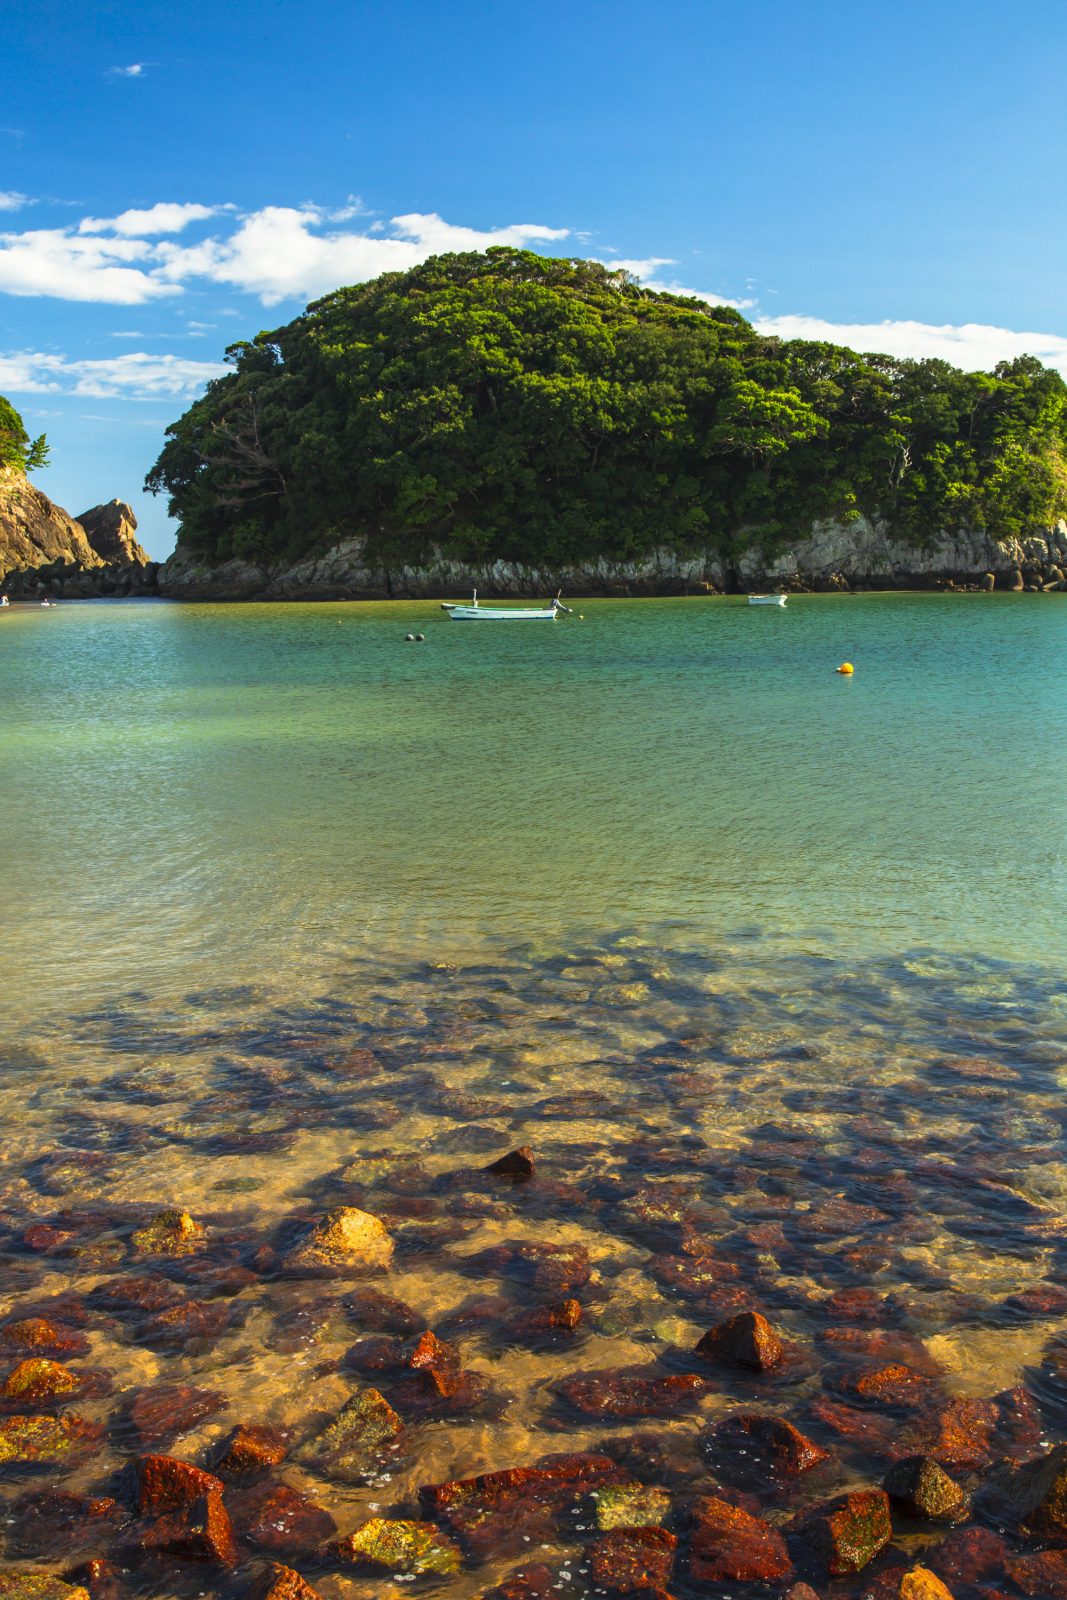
xmin=4 ymin=0 xmax=1067 ymax=559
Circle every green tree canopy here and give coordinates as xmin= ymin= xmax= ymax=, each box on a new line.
xmin=0 ymin=396 xmax=50 ymax=475
xmin=146 ymin=250 xmax=1067 ymax=568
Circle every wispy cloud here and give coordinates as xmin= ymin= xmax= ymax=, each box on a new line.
xmin=0 ymin=349 xmax=225 ymax=399
xmin=80 ymin=202 xmax=219 ymax=237
xmin=111 ymin=63 xmax=147 ymax=77
xmin=0 ymin=192 xmax=30 ymax=212
xmin=752 ymin=314 xmax=1067 ymax=378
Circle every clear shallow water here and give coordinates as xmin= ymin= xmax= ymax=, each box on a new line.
xmin=1 ymin=593 xmax=1065 ymax=1019
xmin=1 ymin=595 xmax=1067 ymax=1598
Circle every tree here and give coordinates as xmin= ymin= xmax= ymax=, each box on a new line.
xmin=0 ymin=396 xmax=50 ymax=474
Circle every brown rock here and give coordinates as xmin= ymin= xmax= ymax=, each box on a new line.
xmin=704 ymin=1411 xmax=830 ymax=1483
xmin=137 ymin=1490 xmax=236 ymax=1566
xmin=228 ymin=1481 xmax=336 ymax=1555
xmin=798 ymin=1488 xmax=892 ymax=1576
xmin=829 ymin=1361 xmax=934 ymax=1409
xmin=689 ymin=1494 xmax=793 ymax=1584
xmin=420 ymin=1451 xmax=627 ymax=1556
xmin=925 ymin=1526 xmax=1010 ymax=1588
xmin=212 ymin=1423 xmax=289 ymax=1479
xmin=0 ymin=1318 xmax=89 ymax=1357
xmin=883 ymin=1455 xmax=967 ymax=1521
xmin=1006 ymin=1548 xmax=1067 ymax=1597
xmin=590 ymin=1525 xmax=677 ymax=1592
xmin=136 ymin=1455 xmax=224 ymax=1515
xmin=63 ymin=1559 xmax=124 ymax=1600
xmin=0 ymin=1358 xmax=81 ymax=1403
xmin=7 ymin=1490 xmax=127 ymax=1561
xmin=138 ymin=1299 xmax=232 ymax=1350
xmin=986 ymin=1441 xmax=1067 ymax=1535
xmin=248 ymin=1563 xmax=324 ymax=1600
xmin=694 ymin=1310 xmax=783 ymax=1371
xmin=76 ymin=501 xmax=148 ymax=566
xmin=509 ymin=1299 xmax=582 ymax=1339
xmin=556 ymin=1367 xmax=708 ymax=1419
xmin=128 ymin=1383 xmax=228 ymax=1447
xmin=342 ymin=1286 xmax=421 ymax=1334
xmin=89 ymin=1276 xmax=183 ymax=1316
xmin=485 ymin=1147 xmax=536 ymax=1182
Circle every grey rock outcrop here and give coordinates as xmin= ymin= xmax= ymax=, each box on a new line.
xmin=158 ymin=516 xmax=1067 ymax=601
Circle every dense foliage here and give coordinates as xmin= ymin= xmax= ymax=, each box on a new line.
xmin=0 ymin=396 xmax=49 ymax=475
xmin=146 ymin=250 xmax=1067 ymax=569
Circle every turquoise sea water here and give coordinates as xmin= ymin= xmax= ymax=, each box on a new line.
xmin=2 ymin=594 xmax=1067 ymax=1599
xmin=1 ymin=593 xmax=1065 ymax=1019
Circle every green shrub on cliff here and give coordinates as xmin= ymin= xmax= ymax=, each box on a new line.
xmin=0 ymin=396 xmax=49 ymax=475
xmin=146 ymin=250 xmax=1067 ymax=568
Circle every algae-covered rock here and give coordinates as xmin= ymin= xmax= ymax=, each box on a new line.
xmin=0 ymin=1575 xmax=90 ymax=1600
xmin=800 ymin=1488 xmax=892 ymax=1576
xmin=883 ymin=1455 xmax=968 ymax=1522
xmin=286 ymin=1207 xmax=393 ymax=1271
xmin=592 ymin=1481 xmax=671 ymax=1530
xmin=694 ymin=1310 xmax=783 ymax=1371
xmin=249 ymin=1564 xmax=324 ymax=1600
xmin=332 ymin=1517 xmax=461 ymax=1575
xmin=0 ymin=1359 xmax=80 ymax=1402
xmin=0 ymin=1414 xmax=100 ymax=1465
xmin=295 ymin=1388 xmax=402 ymax=1481
xmin=899 ymin=1567 xmax=956 ymax=1600
xmin=131 ymin=1209 xmax=205 ymax=1256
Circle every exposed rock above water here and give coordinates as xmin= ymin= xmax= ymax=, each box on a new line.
xmin=157 ymin=516 xmax=1067 ymax=600
xmin=0 ymin=467 xmax=152 ymax=597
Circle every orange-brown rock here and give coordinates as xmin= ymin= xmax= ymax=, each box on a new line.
xmin=129 ymin=1384 xmax=228 ymax=1447
xmin=704 ymin=1411 xmax=830 ymax=1484
xmin=421 ymin=1451 xmax=627 ymax=1556
xmin=1006 ymin=1548 xmax=1067 ymax=1597
xmin=556 ymin=1368 xmax=708 ymax=1419
xmin=137 ymin=1490 xmax=236 ymax=1566
xmin=136 ymin=1455 xmax=225 ymax=1515
xmin=212 ymin=1423 xmax=289 ymax=1480
xmin=798 ymin=1488 xmax=892 ymax=1576
xmin=688 ymin=1495 xmax=793 ymax=1584
xmin=227 ymin=1481 xmax=336 ymax=1555
xmin=0 ymin=1358 xmax=80 ymax=1403
xmin=589 ymin=1525 xmax=677 ymax=1591
xmin=694 ymin=1311 xmax=783 ymax=1371
xmin=0 ymin=1318 xmax=89 ymax=1357
xmin=248 ymin=1563 xmax=325 ymax=1600
xmin=899 ymin=1568 xmax=957 ymax=1600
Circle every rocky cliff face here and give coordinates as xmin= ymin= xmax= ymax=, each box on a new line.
xmin=0 ymin=470 xmax=153 ymax=596
xmin=76 ymin=499 xmax=149 ymax=567
xmin=158 ymin=517 xmax=1067 ymax=601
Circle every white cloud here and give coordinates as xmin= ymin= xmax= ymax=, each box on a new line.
xmin=0 ymin=349 xmax=225 ymax=399
xmin=753 ymin=314 xmax=1067 ymax=379
xmin=112 ymin=64 xmax=146 ymax=77
xmin=80 ymin=202 xmax=218 ymax=237
xmin=155 ymin=207 xmax=572 ymax=305
xmin=0 ymin=191 xmax=30 ymax=212
xmin=0 ymin=227 xmax=179 ymax=304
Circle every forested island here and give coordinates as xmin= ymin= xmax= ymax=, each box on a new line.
xmin=142 ymin=249 xmax=1067 ymax=596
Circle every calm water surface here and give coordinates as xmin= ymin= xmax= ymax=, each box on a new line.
xmin=0 ymin=594 xmax=1066 ymax=1598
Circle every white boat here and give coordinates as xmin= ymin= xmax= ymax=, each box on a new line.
xmin=441 ymin=589 xmax=571 ymax=621
xmin=748 ymin=593 xmax=787 ymax=606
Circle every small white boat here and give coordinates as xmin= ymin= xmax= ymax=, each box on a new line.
xmin=748 ymin=593 xmax=787 ymax=606
xmin=441 ymin=589 xmax=571 ymax=621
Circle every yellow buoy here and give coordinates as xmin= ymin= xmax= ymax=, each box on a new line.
xmin=836 ymin=662 xmax=854 ymax=675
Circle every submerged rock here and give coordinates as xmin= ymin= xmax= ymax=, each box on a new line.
xmin=589 ymin=1525 xmax=676 ymax=1591
xmin=1005 ymin=1548 xmax=1067 ymax=1597
xmin=5 ymin=1489 xmax=128 ymax=1561
xmin=0 ymin=1576 xmax=90 ymax=1600
xmin=248 ymin=1563 xmax=325 ymax=1600
xmin=485 ymin=1147 xmax=536 ymax=1182
xmin=0 ymin=1414 xmax=102 ymax=1466
xmin=135 ymin=1489 xmax=236 ymax=1566
xmin=212 ymin=1422 xmax=289 ymax=1479
xmin=0 ymin=1358 xmax=81 ymax=1403
xmin=285 ymin=1207 xmax=394 ymax=1270
xmin=420 ymin=1451 xmax=627 ymax=1557
xmin=228 ymin=1480 xmax=336 ymax=1555
xmin=130 ymin=1209 xmax=205 ymax=1256
xmin=294 ymin=1387 xmax=403 ymax=1481
xmin=556 ymin=1367 xmax=708 ymax=1419
xmin=694 ymin=1310 xmax=783 ymax=1371
xmin=128 ymin=1383 xmax=228 ymax=1447
xmin=688 ymin=1494 xmax=793 ymax=1584
xmin=136 ymin=1454 xmax=225 ymax=1514
xmin=702 ymin=1411 xmax=830 ymax=1484
xmin=796 ymin=1487 xmax=892 ymax=1576
xmin=883 ymin=1455 xmax=968 ymax=1521
xmin=331 ymin=1517 xmax=461 ymax=1575
xmin=986 ymin=1441 xmax=1067 ymax=1536
xmin=592 ymin=1482 xmax=671 ymax=1530
xmin=0 ymin=1319 xmax=89 ymax=1358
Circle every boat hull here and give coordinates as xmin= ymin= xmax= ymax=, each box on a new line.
xmin=442 ymin=606 xmax=558 ymax=620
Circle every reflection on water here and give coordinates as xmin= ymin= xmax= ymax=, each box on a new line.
xmin=1 ymin=927 xmax=1066 ymax=1595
